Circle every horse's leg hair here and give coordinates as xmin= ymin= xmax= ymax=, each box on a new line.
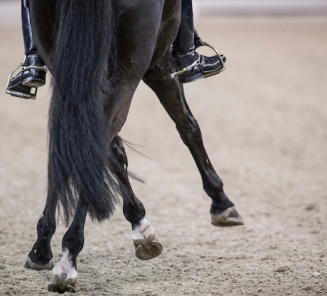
xmin=111 ymin=135 xmax=163 ymax=260
xmin=25 ymin=195 xmax=57 ymax=270
xmin=48 ymin=198 xmax=88 ymax=293
xmin=142 ymin=52 xmax=243 ymax=226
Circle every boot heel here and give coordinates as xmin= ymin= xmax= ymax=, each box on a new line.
xmin=22 ymin=76 xmax=46 ymax=88
xmin=21 ymin=66 xmax=47 ymax=88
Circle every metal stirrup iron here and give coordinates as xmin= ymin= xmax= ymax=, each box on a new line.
xmin=170 ymin=58 xmax=200 ymax=79
xmin=5 ymin=62 xmax=47 ymax=100
xmin=170 ymin=41 xmax=226 ymax=79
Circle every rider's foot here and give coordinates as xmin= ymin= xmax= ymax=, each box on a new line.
xmin=173 ymin=50 xmax=226 ymax=84
xmin=12 ymin=53 xmax=46 ymax=87
xmin=6 ymin=53 xmax=46 ymax=99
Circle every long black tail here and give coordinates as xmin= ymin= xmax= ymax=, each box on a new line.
xmin=47 ymin=0 xmax=118 ymax=224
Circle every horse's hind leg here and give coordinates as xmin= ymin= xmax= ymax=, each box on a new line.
xmin=143 ymin=54 xmax=244 ymax=227
xmin=25 ymin=196 xmax=57 ymax=270
xmin=111 ymin=135 xmax=163 ymax=260
xmin=48 ymin=199 xmax=88 ymax=293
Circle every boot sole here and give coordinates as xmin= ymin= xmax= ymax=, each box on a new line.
xmin=22 ymin=77 xmax=46 ymax=88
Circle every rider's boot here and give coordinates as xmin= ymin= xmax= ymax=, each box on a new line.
xmin=6 ymin=0 xmax=46 ymax=99
xmin=172 ymin=0 xmax=226 ymax=84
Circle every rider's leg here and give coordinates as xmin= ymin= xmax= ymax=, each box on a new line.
xmin=173 ymin=0 xmax=226 ymax=84
xmin=6 ymin=0 xmax=46 ymax=98
xmin=21 ymin=0 xmax=46 ymax=87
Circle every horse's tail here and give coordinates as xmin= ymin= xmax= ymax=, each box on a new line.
xmin=48 ymin=0 xmax=118 ymax=224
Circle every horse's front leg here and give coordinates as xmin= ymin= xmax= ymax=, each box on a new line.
xmin=48 ymin=199 xmax=88 ymax=293
xmin=111 ymin=135 xmax=163 ymax=260
xmin=143 ymin=54 xmax=244 ymax=227
xmin=25 ymin=197 xmax=57 ymax=270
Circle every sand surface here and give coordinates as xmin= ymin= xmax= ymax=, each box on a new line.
xmin=0 ymin=12 xmax=327 ymax=296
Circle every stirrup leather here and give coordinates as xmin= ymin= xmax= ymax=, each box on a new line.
xmin=170 ymin=42 xmax=226 ymax=79
xmin=5 ymin=62 xmax=48 ymax=99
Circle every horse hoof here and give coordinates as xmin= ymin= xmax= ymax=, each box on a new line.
xmin=48 ymin=273 xmax=77 ymax=293
xmin=211 ymin=206 xmax=244 ymax=227
xmin=24 ymin=258 xmax=54 ymax=270
xmin=134 ymin=234 xmax=163 ymax=260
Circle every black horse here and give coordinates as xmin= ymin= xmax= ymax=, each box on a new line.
xmin=26 ymin=0 xmax=243 ymax=292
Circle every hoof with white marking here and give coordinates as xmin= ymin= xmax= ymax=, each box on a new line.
xmin=211 ymin=206 xmax=244 ymax=227
xmin=48 ymin=249 xmax=78 ymax=293
xmin=132 ymin=217 xmax=163 ymax=260
xmin=25 ymin=258 xmax=54 ymax=270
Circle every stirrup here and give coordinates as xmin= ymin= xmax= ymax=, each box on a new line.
xmin=5 ymin=62 xmax=47 ymax=100
xmin=170 ymin=42 xmax=226 ymax=79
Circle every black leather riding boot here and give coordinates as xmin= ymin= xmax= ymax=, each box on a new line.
xmin=172 ymin=0 xmax=226 ymax=83
xmin=6 ymin=0 xmax=46 ymax=98
xmin=21 ymin=0 xmax=46 ymax=87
